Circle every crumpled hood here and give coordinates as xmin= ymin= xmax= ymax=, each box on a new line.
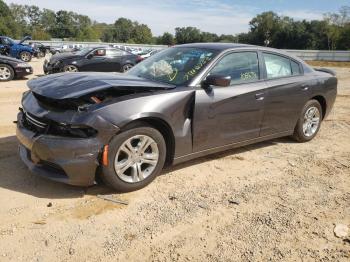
xmin=27 ymin=72 xmax=176 ymax=99
xmin=18 ymin=36 xmax=31 ymax=45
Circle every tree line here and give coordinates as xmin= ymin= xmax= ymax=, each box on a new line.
xmin=0 ymin=0 xmax=349 ymax=50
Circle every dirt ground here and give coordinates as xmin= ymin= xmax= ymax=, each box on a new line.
xmin=0 ymin=57 xmax=349 ymax=262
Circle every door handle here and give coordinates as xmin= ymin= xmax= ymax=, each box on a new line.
xmin=255 ymin=93 xmax=265 ymax=101
xmin=301 ymin=85 xmax=309 ymax=91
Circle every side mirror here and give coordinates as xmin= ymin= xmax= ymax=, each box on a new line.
xmin=86 ymin=53 xmax=93 ymax=59
xmin=202 ymin=75 xmax=231 ymax=88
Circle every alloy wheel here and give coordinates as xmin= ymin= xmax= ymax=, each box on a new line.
xmin=64 ymin=65 xmax=78 ymax=72
xmin=114 ymin=135 xmax=159 ymax=183
xmin=21 ymin=52 xmax=31 ymax=62
xmin=303 ymin=106 xmax=320 ymax=137
xmin=0 ymin=66 xmax=11 ymax=80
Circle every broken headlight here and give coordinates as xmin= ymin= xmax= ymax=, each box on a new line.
xmin=50 ymin=123 xmax=98 ymax=138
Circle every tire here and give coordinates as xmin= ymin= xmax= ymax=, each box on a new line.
xmin=63 ymin=65 xmax=79 ymax=72
xmin=0 ymin=64 xmax=14 ymax=81
xmin=101 ymin=123 xmax=166 ymax=192
xmin=121 ymin=63 xmax=133 ymax=72
xmin=20 ymin=51 xmax=32 ymax=62
xmin=292 ymin=99 xmax=322 ymax=142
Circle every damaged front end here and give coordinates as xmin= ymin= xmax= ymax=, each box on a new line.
xmin=17 ymin=92 xmax=120 ymax=186
xmin=16 ymin=73 xmax=176 ymax=186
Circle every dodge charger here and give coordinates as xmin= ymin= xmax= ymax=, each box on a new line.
xmin=16 ymin=43 xmax=337 ymax=192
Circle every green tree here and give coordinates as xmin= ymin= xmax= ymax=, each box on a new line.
xmin=175 ymin=27 xmax=202 ymax=44
xmin=159 ymin=32 xmax=175 ymax=45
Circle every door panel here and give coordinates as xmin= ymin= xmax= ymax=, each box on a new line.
xmin=193 ymin=81 xmax=267 ymax=152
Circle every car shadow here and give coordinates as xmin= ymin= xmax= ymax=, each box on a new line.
xmin=0 ymin=135 xmax=296 ymax=199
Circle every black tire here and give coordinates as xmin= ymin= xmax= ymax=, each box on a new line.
xmin=0 ymin=64 xmax=15 ymax=81
xmin=19 ymin=51 xmax=32 ymax=62
xmin=121 ymin=63 xmax=133 ymax=72
xmin=292 ymin=99 xmax=322 ymax=142
xmin=101 ymin=123 xmax=166 ymax=192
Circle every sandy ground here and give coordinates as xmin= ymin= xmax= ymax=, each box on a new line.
xmin=0 ymin=57 xmax=349 ymax=262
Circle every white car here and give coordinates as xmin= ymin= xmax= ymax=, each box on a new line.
xmin=140 ymin=49 xmax=160 ymax=59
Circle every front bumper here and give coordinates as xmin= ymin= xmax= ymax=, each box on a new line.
xmin=15 ymin=67 xmax=33 ymax=78
xmin=43 ymin=60 xmax=60 ymax=74
xmin=16 ymin=112 xmax=102 ymax=186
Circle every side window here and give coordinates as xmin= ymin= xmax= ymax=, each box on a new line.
xmin=106 ymin=49 xmax=125 ymax=56
xmin=94 ymin=49 xmax=106 ymax=56
xmin=263 ymin=53 xmax=292 ymax=79
xmin=210 ymin=52 xmax=259 ymax=85
xmin=291 ymin=60 xmax=301 ymax=75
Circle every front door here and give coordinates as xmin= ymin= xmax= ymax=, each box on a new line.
xmin=192 ymin=51 xmax=266 ymax=152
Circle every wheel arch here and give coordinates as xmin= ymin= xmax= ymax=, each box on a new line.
xmin=311 ymin=95 xmax=327 ymax=119
xmin=119 ymin=117 xmax=175 ymax=167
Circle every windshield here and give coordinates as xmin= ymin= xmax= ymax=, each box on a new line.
xmin=75 ymin=47 xmax=94 ymax=56
xmin=3 ymin=37 xmax=15 ymax=45
xmin=127 ymin=47 xmax=219 ymax=86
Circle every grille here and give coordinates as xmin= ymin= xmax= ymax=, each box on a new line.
xmin=22 ymin=112 xmax=48 ymax=133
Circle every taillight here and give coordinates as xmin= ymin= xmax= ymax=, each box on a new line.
xmin=136 ymin=55 xmax=144 ymax=62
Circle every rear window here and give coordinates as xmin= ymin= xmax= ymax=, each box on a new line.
xmin=263 ymin=53 xmax=303 ymax=79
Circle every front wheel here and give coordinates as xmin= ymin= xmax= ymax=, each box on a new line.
xmin=292 ymin=99 xmax=322 ymax=142
xmin=101 ymin=124 xmax=166 ymax=192
xmin=20 ymin=51 xmax=32 ymax=62
xmin=0 ymin=64 xmax=14 ymax=81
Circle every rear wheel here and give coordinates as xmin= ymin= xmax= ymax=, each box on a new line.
xmin=292 ymin=99 xmax=322 ymax=142
xmin=122 ymin=63 xmax=133 ymax=72
xmin=20 ymin=51 xmax=32 ymax=62
xmin=101 ymin=124 xmax=166 ymax=192
xmin=63 ymin=65 xmax=79 ymax=72
xmin=0 ymin=64 xmax=14 ymax=81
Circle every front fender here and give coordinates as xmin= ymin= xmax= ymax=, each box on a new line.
xmin=93 ymin=89 xmax=196 ymax=157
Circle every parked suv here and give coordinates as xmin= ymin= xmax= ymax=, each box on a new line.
xmin=0 ymin=36 xmax=34 ymax=62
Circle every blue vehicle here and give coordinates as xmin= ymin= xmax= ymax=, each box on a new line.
xmin=0 ymin=36 xmax=34 ymax=62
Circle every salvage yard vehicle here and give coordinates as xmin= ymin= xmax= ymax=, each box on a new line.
xmin=16 ymin=43 xmax=337 ymax=192
xmin=0 ymin=36 xmax=34 ymax=62
xmin=0 ymin=55 xmax=32 ymax=81
xmin=43 ymin=47 xmax=143 ymax=74
xmin=29 ymin=42 xmax=50 ymax=58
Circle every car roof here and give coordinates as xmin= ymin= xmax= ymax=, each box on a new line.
xmin=176 ymin=42 xmax=305 ymax=63
xmin=176 ymin=43 xmax=253 ymax=50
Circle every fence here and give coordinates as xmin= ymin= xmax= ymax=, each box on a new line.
xmin=25 ymin=40 xmax=350 ymax=61
xmin=285 ymin=50 xmax=350 ymax=62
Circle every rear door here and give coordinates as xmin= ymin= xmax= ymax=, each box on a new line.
xmin=192 ymin=51 xmax=267 ymax=152
xmin=259 ymin=52 xmax=315 ymax=136
xmin=104 ymin=49 xmax=125 ymax=72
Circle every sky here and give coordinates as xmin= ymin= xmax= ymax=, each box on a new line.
xmin=4 ymin=0 xmax=349 ymax=35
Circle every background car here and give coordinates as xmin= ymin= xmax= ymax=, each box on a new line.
xmin=28 ymin=42 xmax=50 ymax=58
xmin=50 ymin=44 xmax=85 ymax=55
xmin=140 ymin=49 xmax=161 ymax=59
xmin=43 ymin=46 xmax=143 ymax=74
xmin=0 ymin=36 xmax=34 ymax=62
xmin=0 ymin=55 xmax=33 ymax=81
xmin=16 ymin=43 xmax=337 ymax=192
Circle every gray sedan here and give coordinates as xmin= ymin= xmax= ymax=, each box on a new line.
xmin=16 ymin=43 xmax=337 ymax=192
